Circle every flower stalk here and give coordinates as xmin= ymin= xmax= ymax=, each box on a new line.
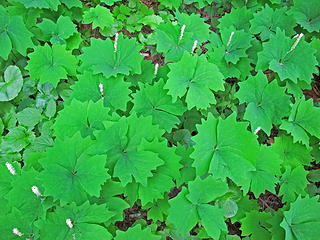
xmin=31 ymin=186 xmax=42 ymax=197
xmin=5 ymin=162 xmax=16 ymax=175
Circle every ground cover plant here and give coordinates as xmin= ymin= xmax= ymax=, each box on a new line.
xmin=1 ymin=0 xmax=320 ymax=239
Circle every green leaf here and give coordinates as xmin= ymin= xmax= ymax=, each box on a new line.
xmin=0 ymin=6 xmax=34 ymax=60
xmin=249 ymin=5 xmax=296 ymax=41
xmin=256 ymin=28 xmax=318 ymax=83
xmin=11 ymin=0 xmax=60 ymax=10
xmin=132 ymin=79 xmax=186 ymax=132
xmin=39 ymin=133 xmax=110 ymax=205
xmin=241 ymin=211 xmax=272 ymax=240
xmin=38 ymin=16 xmax=77 ymax=44
xmin=16 ymin=107 xmax=42 ymax=128
xmin=72 ymin=71 xmax=131 ymax=111
xmin=175 ymin=12 xmax=210 ymax=43
xmin=93 ymin=115 xmax=165 ymax=186
xmin=167 ymin=188 xmax=199 ymax=236
xmin=288 ymin=0 xmax=320 ymax=32
xmin=26 ymin=44 xmax=78 ymax=87
xmin=101 ymin=0 xmax=122 ymax=6
xmin=83 ymin=5 xmax=114 ymax=30
xmin=138 ymin=139 xmax=182 ymax=205
xmin=44 ymin=99 xmax=56 ymax=118
xmin=186 ymin=176 xmax=228 ymax=204
xmin=280 ymin=98 xmax=320 ymax=146
xmin=235 ymin=71 xmax=291 ymax=135
xmin=198 ymin=204 xmax=226 ymax=239
xmin=307 ymin=169 xmax=320 ymax=182
xmin=220 ymin=27 xmax=252 ymax=64
xmin=53 ymin=99 xmax=118 ymax=140
xmin=280 ymin=196 xmax=320 ymax=240
xmin=115 ymin=224 xmax=161 ymax=240
xmin=279 ymin=166 xmax=308 ymax=203
xmin=155 ymin=22 xmax=194 ymax=62
xmin=218 ymin=6 xmax=254 ymax=32
xmin=271 ymin=135 xmax=312 ymax=168
xmin=36 ymin=201 xmax=113 ymax=240
xmin=0 ymin=65 xmax=23 ymax=102
xmin=191 ymin=113 xmax=258 ymax=187
xmin=60 ymin=0 xmax=82 ymax=8
xmin=168 ymin=177 xmax=228 ymax=238
xmin=5 ymin=169 xmax=45 ymax=222
xmin=1 ymin=126 xmax=34 ymax=152
xmin=79 ymin=34 xmax=143 ymax=78
xmin=165 ymin=52 xmax=224 ymax=110
xmin=247 ymin=146 xmax=281 ymax=197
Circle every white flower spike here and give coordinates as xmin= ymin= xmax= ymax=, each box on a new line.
xmin=191 ymin=40 xmax=198 ymax=54
xmin=154 ymin=63 xmax=159 ymax=76
xmin=227 ymin=31 xmax=235 ymax=47
xmin=66 ymin=219 xmax=73 ymax=229
xmin=179 ymin=24 xmax=186 ymax=41
xmin=114 ymin=32 xmax=119 ymax=53
xmin=5 ymin=162 xmax=16 ymax=175
xmin=254 ymin=126 xmax=262 ymax=135
xmin=31 ymin=186 xmax=42 ymax=197
xmin=99 ymin=83 xmax=104 ymax=99
xmin=12 ymin=228 xmax=23 ymax=237
xmin=288 ymin=33 xmax=304 ymax=54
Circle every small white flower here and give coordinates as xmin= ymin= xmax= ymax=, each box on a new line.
xmin=99 ymin=83 xmax=104 ymax=99
xmin=114 ymin=32 xmax=119 ymax=53
xmin=154 ymin=63 xmax=159 ymax=76
xmin=254 ymin=126 xmax=262 ymax=135
xmin=227 ymin=31 xmax=235 ymax=47
xmin=287 ymin=33 xmax=304 ymax=54
xmin=191 ymin=40 xmax=198 ymax=54
xmin=31 ymin=186 xmax=42 ymax=197
xmin=179 ymin=24 xmax=186 ymax=41
xmin=66 ymin=219 xmax=73 ymax=229
xmin=5 ymin=162 xmax=16 ymax=175
xmin=12 ymin=228 xmax=23 ymax=237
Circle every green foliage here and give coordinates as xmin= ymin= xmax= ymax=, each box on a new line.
xmin=1 ymin=0 xmax=320 ymax=239
xmin=280 ymin=196 xmax=320 ymax=240
xmin=79 ymin=34 xmax=143 ymax=78
xmin=235 ymin=71 xmax=291 ymax=135
xmin=0 ymin=6 xmax=33 ymax=60
xmin=165 ymin=52 xmax=224 ymax=109
xmin=38 ymin=16 xmax=77 ymax=45
xmin=256 ymin=28 xmax=318 ymax=83
xmin=0 ymin=65 xmax=23 ymax=101
xmin=26 ymin=44 xmax=77 ymax=86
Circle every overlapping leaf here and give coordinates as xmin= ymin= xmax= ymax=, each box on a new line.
xmin=36 ymin=201 xmax=113 ymax=240
xmin=280 ymin=196 xmax=320 ymax=240
xmin=250 ymin=5 xmax=296 ymax=41
xmin=0 ymin=6 xmax=33 ymax=60
xmin=256 ymin=28 xmax=318 ymax=83
xmin=83 ymin=5 xmax=114 ymax=30
xmin=38 ymin=16 xmax=77 ymax=44
xmin=39 ymin=133 xmax=110 ymax=205
xmin=280 ymin=98 xmax=320 ymax=146
xmin=235 ymin=71 xmax=291 ymax=135
xmin=72 ymin=71 xmax=131 ymax=111
xmin=191 ymin=113 xmax=259 ymax=187
xmin=132 ymin=79 xmax=186 ymax=131
xmin=79 ymin=34 xmax=143 ymax=78
xmin=93 ymin=115 xmax=165 ymax=186
xmin=288 ymin=0 xmax=320 ymax=32
xmin=52 ymin=99 xmax=118 ymax=140
xmin=165 ymin=52 xmax=224 ymax=109
xmin=26 ymin=44 xmax=77 ymax=86
xmin=168 ymin=176 xmax=228 ymax=238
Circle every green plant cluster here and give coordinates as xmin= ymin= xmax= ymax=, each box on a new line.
xmin=0 ymin=0 xmax=320 ymax=239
